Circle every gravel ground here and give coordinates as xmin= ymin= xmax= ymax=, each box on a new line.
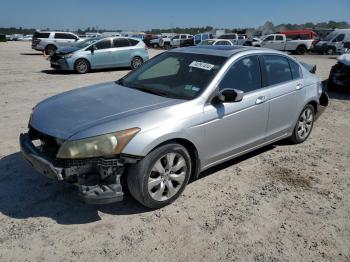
xmin=0 ymin=42 xmax=349 ymax=262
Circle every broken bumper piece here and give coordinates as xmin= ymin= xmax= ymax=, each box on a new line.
xmin=19 ymin=133 xmax=124 ymax=204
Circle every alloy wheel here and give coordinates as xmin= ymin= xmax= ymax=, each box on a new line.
xmin=148 ymin=153 xmax=187 ymax=202
xmin=297 ymin=107 xmax=313 ymax=140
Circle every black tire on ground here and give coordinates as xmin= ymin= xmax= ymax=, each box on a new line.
xmin=296 ymin=45 xmax=307 ymax=55
xmin=74 ymin=59 xmax=90 ymax=74
xmin=45 ymin=45 xmax=57 ymax=56
xmin=164 ymin=43 xmax=171 ymax=49
xmin=325 ymin=46 xmax=336 ymax=55
xmin=153 ymin=43 xmax=159 ymax=48
xmin=288 ymin=104 xmax=315 ymax=144
xmin=127 ymin=143 xmax=192 ymax=209
xmin=131 ymin=56 xmax=144 ymax=70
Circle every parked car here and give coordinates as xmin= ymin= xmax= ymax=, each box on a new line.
xmin=199 ymin=39 xmax=234 ymax=46
xmin=159 ymin=35 xmax=175 ymax=49
xmin=32 ymin=31 xmax=80 ymax=55
xmin=327 ymin=48 xmax=350 ymax=90
xmin=19 ymin=35 xmax=33 ymax=41
xmin=260 ymin=34 xmax=314 ymax=54
xmin=216 ymin=33 xmax=239 ymax=44
xmin=143 ymin=34 xmax=159 ymax=47
xmin=50 ymin=37 xmax=148 ymax=73
xmin=20 ymin=45 xmax=328 ymax=208
xmin=313 ymin=29 xmax=350 ymax=55
xmin=194 ymin=33 xmax=214 ymax=45
xmin=170 ymin=34 xmax=194 ymax=48
xmin=237 ymin=35 xmax=247 ymax=45
xmin=243 ymin=37 xmax=262 ymax=47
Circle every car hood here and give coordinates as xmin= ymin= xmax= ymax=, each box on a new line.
xmin=56 ymin=46 xmax=80 ymax=55
xmin=337 ymin=53 xmax=350 ymax=66
xmin=30 ymin=82 xmax=180 ymax=139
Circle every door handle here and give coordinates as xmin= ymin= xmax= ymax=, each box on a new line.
xmin=296 ymin=83 xmax=303 ymax=90
xmin=255 ymin=96 xmax=266 ymax=104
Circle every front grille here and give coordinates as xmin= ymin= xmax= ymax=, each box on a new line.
xmin=50 ymin=53 xmax=63 ymax=63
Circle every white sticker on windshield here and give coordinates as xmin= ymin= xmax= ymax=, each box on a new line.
xmin=189 ymin=61 xmax=214 ymax=71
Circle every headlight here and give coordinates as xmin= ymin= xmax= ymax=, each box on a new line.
xmin=63 ymin=53 xmax=73 ymax=59
xmin=56 ymin=127 xmax=140 ymax=159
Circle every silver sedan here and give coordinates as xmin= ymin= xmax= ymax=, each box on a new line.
xmin=20 ymin=45 xmax=328 ymax=208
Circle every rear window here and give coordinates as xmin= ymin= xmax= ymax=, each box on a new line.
xmin=263 ymin=55 xmax=293 ymax=86
xmin=34 ymin=32 xmax=50 ymax=38
xmin=289 ymin=60 xmax=302 ymax=79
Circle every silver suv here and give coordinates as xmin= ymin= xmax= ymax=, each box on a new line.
xmin=32 ymin=31 xmax=80 ymax=55
xmin=20 ymin=46 xmax=328 ymax=208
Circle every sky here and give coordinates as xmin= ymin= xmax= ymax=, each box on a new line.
xmin=1 ymin=0 xmax=349 ymax=30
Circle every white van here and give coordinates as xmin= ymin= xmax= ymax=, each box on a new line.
xmin=314 ymin=29 xmax=350 ymax=55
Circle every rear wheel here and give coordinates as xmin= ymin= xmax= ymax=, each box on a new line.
xmin=45 ymin=45 xmax=56 ymax=56
xmin=131 ymin=56 xmax=143 ymax=70
xmin=296 ymin=45 xmax=307 ymax=55
xmin=289 ymin=104 xmax=315 ymax=144
xmin=74 ymin=59 xmax=90 ymax=74
xmin=127 ymin=143 xmax=191 ymax=209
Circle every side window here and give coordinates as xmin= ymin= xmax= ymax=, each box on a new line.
xmin=276 ymin=35 xmax=284 ymax=41
xmin=219 ymin=56 xmax=262 ymax=93
xmin=215 ymin=41 xmax=229 ymax=45
xmin=263 ymin=55 xmax=293 ymax=85
xmin=265 ymin=35 xmax=274 ymax=41
xmin=95 ymin=39 xmax=112 ymax=50
xmin=289 ymin=59 xmax=302 ymax=79
xmin=181 ymin=35 xmax=186 ymax=39
xmin=333 ymin=34 xmax=345 ymax=42
xmin=54 ymin=33 xmax=76 ymax=39
xmin=113 ymin=38 xmax=130 ymax=47
xmin=128 ymin=39 xmax=139 ymax=46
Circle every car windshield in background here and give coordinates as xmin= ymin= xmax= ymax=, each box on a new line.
xmin=119 ymin=52 xmax=227 ymax=100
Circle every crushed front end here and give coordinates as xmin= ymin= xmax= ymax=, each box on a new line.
xmin=20 ymin=127 xmax=127 ymax=204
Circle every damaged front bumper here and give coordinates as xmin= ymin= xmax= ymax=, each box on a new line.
xmin=19 ymin=133 xmax=126 ymax=204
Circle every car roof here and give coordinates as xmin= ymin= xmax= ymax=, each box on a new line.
xmin=170 ymin=45 xmax=260 ymax=57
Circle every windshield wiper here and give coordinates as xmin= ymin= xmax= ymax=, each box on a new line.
xmin=133 ymin=87 xmax=168 ymax=97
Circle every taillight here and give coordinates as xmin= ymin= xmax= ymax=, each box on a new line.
xmin=34 ymin=38 xmax=41 ymax=45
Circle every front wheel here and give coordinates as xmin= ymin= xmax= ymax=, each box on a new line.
xmin=127 ymin=143 xmax=192 ymax=208
xmin=74 ymin=59 xmax=90 ymax=74
xmin=131 ymin=56 xmax=143 ymax=70
xmin=289 ymin=104 xmax=315 ymax=144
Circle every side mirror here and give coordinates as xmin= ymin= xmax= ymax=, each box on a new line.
xmin=217 ymin=88 xmax=244 ymax=103
xmin=90 ymin=45 xmax=97 ymax=53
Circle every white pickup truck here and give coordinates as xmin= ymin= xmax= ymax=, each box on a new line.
xmin=260 ymin=34 xmax=314 ymax=55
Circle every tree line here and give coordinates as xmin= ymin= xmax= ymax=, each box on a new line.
xmin=1 ymin=20 xmax=349 ymax=35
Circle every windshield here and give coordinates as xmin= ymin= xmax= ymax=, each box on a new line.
xmin=74 ymin=38 xmax=100 ymax=48
xmin=119 ymin=52 xmax=227 ymax=100
xmin=323 ymin=31 xmax=337 ymax=41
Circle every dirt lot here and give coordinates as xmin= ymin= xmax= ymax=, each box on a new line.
xmin=0 ymin=42 xmax=349 ymax=262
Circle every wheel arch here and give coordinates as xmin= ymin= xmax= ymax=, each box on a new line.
xmin=74 ymin=58 xmax=91 ymax=71
xmin=141 ymin=137 xmax=201 ymax=180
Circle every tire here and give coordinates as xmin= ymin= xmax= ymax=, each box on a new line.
xmin=164 ymin=42 xmax=171 ymax=49
xmin=289 ymin=104 xmax=315 ymax=144
xmin=326 ymin=46 xmax=336 ymax=55
xmin=131 ymin=56 xmax=143 ymax=70
xmin=153 ymin=43 xmax=159 ymax=48
xmin=127 ymin=143 xmax=192 ymax=209
xmin=45 ymin=45 xmax=57 ymax=56
xmin=74 ymin=59 xmax=90 ymax=74
xmin=296 ymin=45 xmax=307 ymax=55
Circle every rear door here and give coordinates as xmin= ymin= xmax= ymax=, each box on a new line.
xmin=112 ymin=38 xmax=133 ymax=67
xmin=203 ymin=55 xmax=269 ymax=166
xmin=262 ymin=55 xmax=306 ymax=140
xmin=91 ymin=39 xmax=114 ymax=68
xmin=54 ymin=33 xmax=78 ymax=48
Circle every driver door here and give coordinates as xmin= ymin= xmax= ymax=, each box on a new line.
xmin=202 ymin=55 xmax=269 ymax=167
xmin=91 ymin=39 xmax=115 ymax=68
